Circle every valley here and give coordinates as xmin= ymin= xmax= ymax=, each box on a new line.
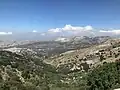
xmin=0 ymin=36 xmax=120 ymax=90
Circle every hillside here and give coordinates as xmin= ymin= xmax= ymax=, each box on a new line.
xmin=0 ymin=50 xmax=61 ymax=90
xmin=44 ymin=38 xmax=120 ymax=73
xmin=0 ymin=37 xmax=120 ymax=90
xmin=0 ymin=36 xmax=110 ymax=57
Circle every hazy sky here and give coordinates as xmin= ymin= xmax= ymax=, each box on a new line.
xmin=0 ymin=0 xmax=120 ymax=32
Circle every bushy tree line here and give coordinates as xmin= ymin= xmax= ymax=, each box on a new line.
xmin=87 ymin=62 xmax=120 ymax=90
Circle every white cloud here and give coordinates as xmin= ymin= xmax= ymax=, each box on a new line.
xmin=99 ymin=30 xmax=120 ymax=35
xmin=47 ymin=25 xmax=120 ymax=37
xmin=48 ymin=25 xmax=93 ymax=33
xmin=0 ymin=32 xmax=12 ymax=35
xmin=62 ymin=25 xmax=93 ymax=31
xmin=84 ymin=26 xmax=93 ymax=31
xmin=32 ymin=30 xmax=37 ymax=32
xmin=48 ymin=28 xmax=62 ymax=33
xmin=46 ymin=25 xmax=94 ymax=37
xmin=62 ymin=25 xmax=84 ymax=31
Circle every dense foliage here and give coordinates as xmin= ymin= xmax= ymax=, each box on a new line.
xmin=0 ymin=50 xmax=120 ymax=90
xmin=0 ymin=51 xmax=62 ymax=90
xmin=87 ymin=62 xmax=120 ymax=90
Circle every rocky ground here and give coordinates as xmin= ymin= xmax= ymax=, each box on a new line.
xmin=0 ymin=36 xmax=120 ymax=90
xmin=44 ymin=38 xmax=120 ymax=73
